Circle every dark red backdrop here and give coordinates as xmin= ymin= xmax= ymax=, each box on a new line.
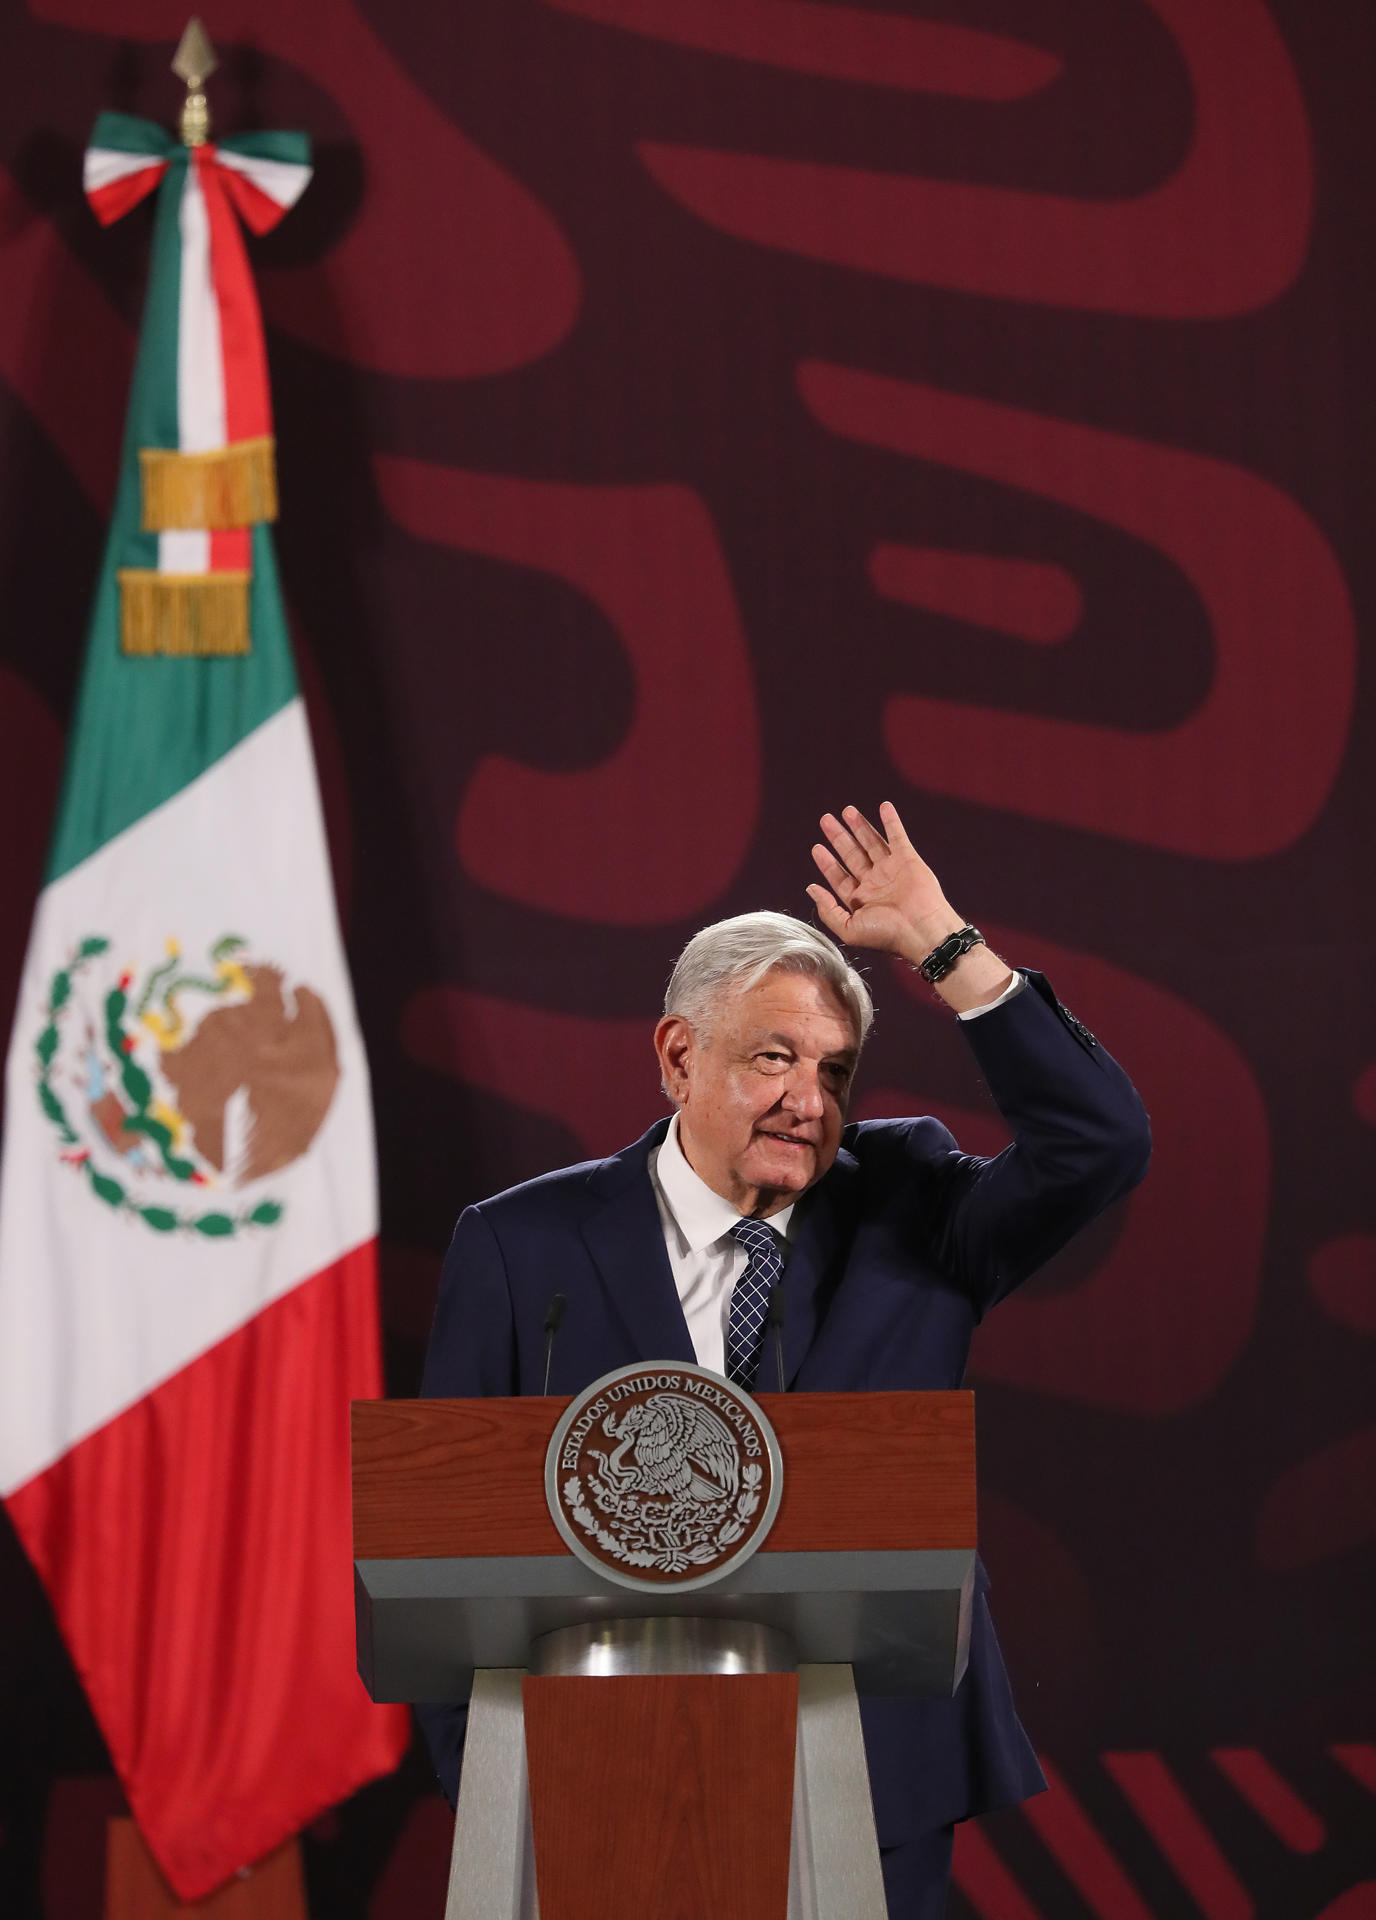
xmin=1 ymin=1 xmax=1372 ymax=1914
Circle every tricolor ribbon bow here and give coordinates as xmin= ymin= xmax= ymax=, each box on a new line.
xmin=83 ymin=112 xmax=311 ymax=656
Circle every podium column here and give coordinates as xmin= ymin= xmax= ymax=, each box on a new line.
xmin=446 ymin=1620 xmax=886 ymax=1920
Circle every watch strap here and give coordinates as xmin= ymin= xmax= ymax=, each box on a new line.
xmin=918 ymin=924 xmax=986 ymax=984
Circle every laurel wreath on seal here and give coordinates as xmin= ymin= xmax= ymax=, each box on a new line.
xmin=562 ymin=1460 xmax=764 ymax=1575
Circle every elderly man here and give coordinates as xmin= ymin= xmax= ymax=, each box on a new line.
xmin=418 ymin=802 xmax=1151 ymax=1918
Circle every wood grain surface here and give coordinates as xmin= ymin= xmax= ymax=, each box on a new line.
xmin=352 ymin=1391 xmax=975 ymax=1558
xmin=105 ymin=1823 xmax=305 ymax=1919
xmin=522 ymin=1674 xmax=797 ymax=1920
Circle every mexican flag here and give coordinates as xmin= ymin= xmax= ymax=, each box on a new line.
xmin=0 ymin=113 xmax=407 ymax=1897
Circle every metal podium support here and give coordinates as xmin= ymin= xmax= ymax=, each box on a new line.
xmin=445 ymin=1670 xmax=539 ymax=1920
xmin=788 ymin=1664 xmax=889 ymax=1920
xmin=444 ymin=1620 xmax=886 ymax=1920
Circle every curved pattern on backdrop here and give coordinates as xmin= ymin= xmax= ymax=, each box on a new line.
xmin=800 ymin=364 xmax=1357 ymax=860
xmin=376 ymin=461 xmax=761 ymax=923
xmin=634 ymin=0 xmax=1313 ymax=317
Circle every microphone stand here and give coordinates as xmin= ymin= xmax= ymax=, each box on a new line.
xmin=541 ymin=1292 xmax=567 ymax=1395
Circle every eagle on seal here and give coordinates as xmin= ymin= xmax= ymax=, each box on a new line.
xmin=595 ymin=1393 xmax=740 ymax=1502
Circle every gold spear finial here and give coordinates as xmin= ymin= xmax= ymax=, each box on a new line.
xmin=172 ymin=19 xmax=218 ymax=147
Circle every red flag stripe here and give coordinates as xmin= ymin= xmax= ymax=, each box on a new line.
xmin=3 ymin=1241 xmax=408 ymax=1900
xmin=85 ymin=161 xmax=168 ymax=227
xmin=196 ymin=146 xmax=273 ymax=446
xmin=218 ymin=163 xmax=297 ymax=236
xmin=209 ymin=526 xmax=252 ymax=572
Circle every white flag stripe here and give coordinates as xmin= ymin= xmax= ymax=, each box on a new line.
xmin=176 ymin=162 xmax=226 ymax=456
xmin=0 ymin=699 xmax=375 ymax=1496
xmin=215 ymin=148 xmax=313 ymax=211
xmin=83 ymin=148 xmax=165 ymax=194
xmin=158 ymin=529 xmax=211 ymax=573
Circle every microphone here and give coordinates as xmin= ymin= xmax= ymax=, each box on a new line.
xmin=541 ymin=1292 xmax=567 ymax=1395
xmin=765 ymin=1284 xmax=787 ymax=1394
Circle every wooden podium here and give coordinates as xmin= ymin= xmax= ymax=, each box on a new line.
xmin=352 ymin=1390 xmax=976 ymax=1920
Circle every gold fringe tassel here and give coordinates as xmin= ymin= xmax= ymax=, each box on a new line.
xmin=139 ymin=436 xmax=277 ymax=532
xmin=118 ymin=570 xmax=251 ymax=656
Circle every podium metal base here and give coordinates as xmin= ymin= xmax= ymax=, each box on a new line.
xmin=530 ymin=1614 xmax=795 ymax=1677
xmin=789 ymin=1665 xmax=889 ymax=1920
xmin=445 ymin=1670 xmax=539 ymax=1920
xmin=445 ymin=1621 xmax=886 ymax=1920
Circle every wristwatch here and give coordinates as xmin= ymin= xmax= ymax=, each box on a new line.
xmin=917 ymin=924 xmax=986 ymax=984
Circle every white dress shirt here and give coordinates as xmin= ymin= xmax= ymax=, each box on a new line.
xmin=648 ymin=1112 xmax=797 ymax=1375
xmin=648 ymin=972 xmax=1024 ymax=1372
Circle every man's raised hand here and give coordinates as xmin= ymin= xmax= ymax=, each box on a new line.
xmin=806 ymin=802 xmax=962 ymax=964
xmin=806 ymin=803 xmax=1016 ymax=1011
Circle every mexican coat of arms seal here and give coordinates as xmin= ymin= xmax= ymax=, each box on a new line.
xmin=546 ymin=1361 xmax=783 ymax=1592
xmin=34 ymin=931 xmax=339 ymax=1239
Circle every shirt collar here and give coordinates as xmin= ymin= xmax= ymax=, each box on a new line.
xmin=653 ymin=1111 xmax=797 ymax=1252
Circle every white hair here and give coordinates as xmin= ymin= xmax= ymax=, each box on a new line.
xmin=663 ymin=911 xmax=874 ymax=1049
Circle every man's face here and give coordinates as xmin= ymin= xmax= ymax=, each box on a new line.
xmin=655 ymin=969 xmax=859 ymax=1217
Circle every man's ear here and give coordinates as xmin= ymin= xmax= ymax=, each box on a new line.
xmin=653 ymin=1014 xmax=695 ymax=1104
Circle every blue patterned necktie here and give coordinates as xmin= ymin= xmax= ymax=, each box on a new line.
xmin=727 ymin=1219 xmax=785 ymax=1389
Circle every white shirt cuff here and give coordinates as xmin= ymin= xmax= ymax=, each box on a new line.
xmin=956 ymin=969 xmax=1025 ymax=1021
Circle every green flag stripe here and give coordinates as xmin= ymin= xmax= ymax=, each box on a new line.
xmin=220 ymin=130 xmax=310 ymax=168
xmin=89 ymin=115 xmax=310 ymax=175
xmin=47 ymin=523 xmax=298 ymax=883
xmin=89 ymin=112 xmax=172 ymax=160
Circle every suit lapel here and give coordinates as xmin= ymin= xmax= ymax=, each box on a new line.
xmin=577 ymin=1123 xmax=859 ymax=1383
xmin=579 ymin=1122 xmax=696 ymax=1364
xmin=779 ymin=1147 xmax=858 ymax=1387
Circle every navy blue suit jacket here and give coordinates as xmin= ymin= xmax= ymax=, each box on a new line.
xmin=417 ymin=970 xmax=1151 ymax=1839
